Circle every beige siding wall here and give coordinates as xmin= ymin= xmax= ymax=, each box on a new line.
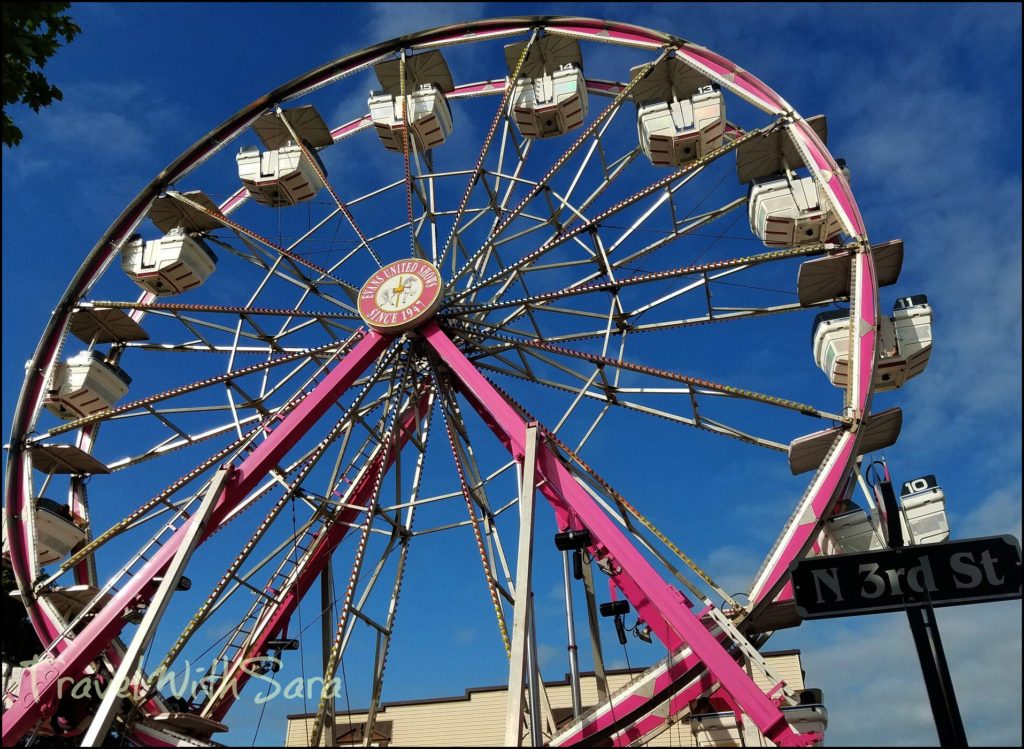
xmin=285 ymin=653 xmax=806 ymax=747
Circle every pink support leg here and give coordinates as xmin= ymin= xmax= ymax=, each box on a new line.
xmin=205 ymin=388 xmax=432 ymax=722
xmin=422 ymin=321 xmax=818 ymax=746
xmin=2 ymin=330 xmax=391 ymax=746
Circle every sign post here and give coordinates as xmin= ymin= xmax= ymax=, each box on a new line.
xmin=880 ymin=476 xmax=967 ymax=749
xmin=790 ymin=523 xmax=1022 ymax=747
xmin=905 ymin=600 xmax=966 ymax=746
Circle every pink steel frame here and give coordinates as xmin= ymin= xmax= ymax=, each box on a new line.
xmin=4 ymin=317 xmax=826 ymax=746
xmin=422 ymin=322 xmax=818 ymax=747
xmin=2 ymin=16 xmax=877 ymax=746
xmin=2 ymin=331 xmax=390 ymax=743
xmin=203 ymin=386 xmax=434 ymax=722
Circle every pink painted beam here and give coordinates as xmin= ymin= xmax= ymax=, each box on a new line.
xmin=553 ymin=626 xmax=730 ymax=745
xmin=747 ymin=434 xmax=856 ymax=614
xmin=851 ymin=251 xmax=879 ymax=416
xmin=2 ymin=330 xmax=390 ymax=746
xmin=227 ymin=331 xmax=389 ymax=500
xmin=549 ymin=20 xmax=665 ymax=49
xmin=675 ymin=44 xmax=791 ymax=115
xmin=422 ymin=322 xmax=817 ymax=747
xmin=206 ymin=388 xmax=432 ymax=722
xmin=787 ymin=120 xmax=866 ymax=240
xmin=747 ymin=248 xmax=877 ymax=616
xmin=613 ymin=671 xmax=719 ymax=746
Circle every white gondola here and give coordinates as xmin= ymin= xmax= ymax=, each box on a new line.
xmin=749 ymin=173 xmax=842 ymax=247
xmin=637 ymin=85 xmax=724 ymax=167
xmin=899 ymin=474 xmax=949 ymax=545
xmin=820 ymin=504 xmax=886 ymax=555
xmin=734 ymin=115 xmax=841 ymax=247
xmin=34 ymin=498 xmax=86 ymax=563
xmin=1 ymin=499 xmax=87 ymax=564
xmin=690 ymin=705 xmax=827 ymax=746
xmin=369 ymin=84 xmax=453 ymax=151
xmin=122 ymin=189 xmax=221 ymax=296
xmin=121 ymin=227 xmax=218 ymax=296
xmin=235 ymin=105 xmax=333 ymax=207
xmin=504 ymin=36 xmax=587 ymax=140
xmin=42 ymin=350 xmax=131 ymax=420
xmin=368 ymin=50 xmax=454 ymax=152
xmin=237 ymin=141 xmax=327 ymax=206
xmin=628 ymin=59 xmax=726 ymax=167
xmin=510 ymin=63 xmax=588 ymax=139
xmin=820 ymin=475 xmax=948 ymax=555
xmin=812 ymin=295 xmax=933 ymax=390
xmin=689 ymin=711 xmax=749 ymax=747
xmin=8 ymin=584 xmax=142 ymax=624
xmin=892 ymin=294 xmax=934 ymax=378
xmin=783 ymin=703 xmax=828 ymax=737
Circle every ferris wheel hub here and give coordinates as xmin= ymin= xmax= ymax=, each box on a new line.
xmin=358 ymin=258 xmax=444 ymax=332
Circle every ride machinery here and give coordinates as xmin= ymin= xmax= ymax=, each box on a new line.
xmin=3 ymin=17 xmax=939 ymax=748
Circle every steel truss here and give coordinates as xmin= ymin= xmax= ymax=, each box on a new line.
xmin=3 ymin=16 xmax=881 ymax=748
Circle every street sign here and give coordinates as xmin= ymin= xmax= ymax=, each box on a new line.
xmin=790 ymin=534 xmax=1022 ymax=619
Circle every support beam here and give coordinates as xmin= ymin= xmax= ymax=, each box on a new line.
xmin=526 ymin=596 xmax=543 ymax=746
xmin=505 ymin=424 xmax=539 ymax=746
xmin=81 ymin=466 xmax=232 ymax=746
xmin=580 ymin=551 xmax=609 ymax=703
xmin=2 ymin=331 xmax=390 ymax=745
xmin=422 ymin=321 xmax=817 ymax=747
xmin=321 ymin=563 xmax=337 ymax=748
xmin=205 ymin=388 xmax=431 ymax=721
xmin=562 ymin=551 xmax=583 ymax=719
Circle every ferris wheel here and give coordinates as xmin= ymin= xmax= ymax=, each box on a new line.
xmin=2 ymin=16 xmax=934 ymax=747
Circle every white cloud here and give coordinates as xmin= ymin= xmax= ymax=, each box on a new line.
xmin=363 ymin=2 xmax=489 ymax=46
xmin=796 ymin=599 xmax=1021 ymax=746
xmin=4 ymin=80 xmax=199 ymax=219
xmin=31 ymin=81 xmax=191 ymax=162
xmin=537 ymin=642 xmax=562 ymax=670
xmin=957 ymin=481 xmax=1022 ymax=541
xmin=775 ymin=481 xmax=1023 ymax=746
xmin=704 ymin=544 xmax=763 ymax=597
xmin=796 ymin=617 xmax=939 ymax=745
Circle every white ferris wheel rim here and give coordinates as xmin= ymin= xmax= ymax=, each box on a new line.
xmin=3 ymin=15 xmax=880 ymax=746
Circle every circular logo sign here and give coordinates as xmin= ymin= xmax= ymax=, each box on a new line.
xmin=358 ymin=259 xmax=444 ymax=332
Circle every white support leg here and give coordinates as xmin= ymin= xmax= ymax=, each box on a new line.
xmin=81 ymin=466 xmax=232 ymax=747
xmin=505 ymin=424 xmax=539 ymax=747
xmin=581 ymin=554 xmax=609 ymax=702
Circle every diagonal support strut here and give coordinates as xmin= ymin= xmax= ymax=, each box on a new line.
xmin=421 ymin=320 xmax=819 ymax=747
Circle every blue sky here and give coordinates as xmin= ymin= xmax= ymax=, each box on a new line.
xmin=2 ymin=3 xmax=1021 ymax=746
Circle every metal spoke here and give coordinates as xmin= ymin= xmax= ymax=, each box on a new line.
xmin=274 ymin=106 xmax=384 ymax=268
xmin=450 ymin=49 xmax=671 ymax=287
xmin=437 ymin=30 xmax=539 ymax=269
xmin=430 ymin=358 xmax=514 ymax=655
xmin=456 ymin=325 xmax=844 ymax=420
xmin=169 ymin=191 xmax=361 ymax=299
xmin=306 ymin=353 xmax=418 ymax=747
xmin=458 ymin=335 xmax=793 ymax=453
xmin=441 ymin=219 xmax=827 ymax=321
xmin=145 ymin=345 xmax=403 ymax=699
xmin=44 ymin=334 xmax=362 ymax=437
xmin=452 ymin=120 xmax=783 ymax=304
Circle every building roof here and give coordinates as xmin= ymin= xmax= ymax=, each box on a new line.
xmin=285 ymin=650 xmax=803 ymax=719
